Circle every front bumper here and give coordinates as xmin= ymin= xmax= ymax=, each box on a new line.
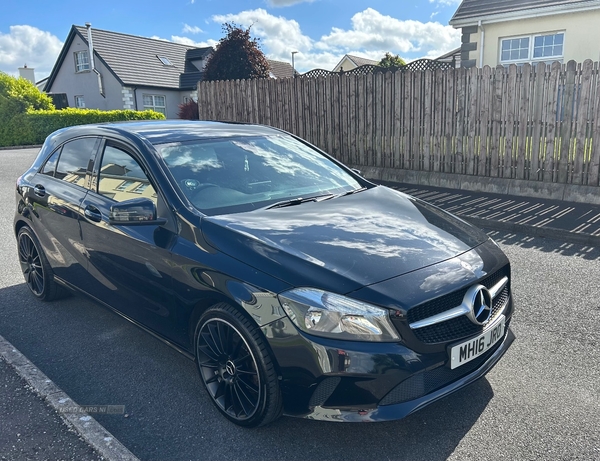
xmin=304 ymin=327 xmax=515 ymax=422
xmin=262 ymin=296 xmax=514 ymax=422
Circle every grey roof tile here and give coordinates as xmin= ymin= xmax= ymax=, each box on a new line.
xmin=450 ymin=0 xmax=597 ymax=24
xmin=74 ymin=26 xmax=212 ymax=89
xmin=346 ymin=54 xmax=379 ymax=67
xmin=267 ymin=60 xmax=296 ymax=79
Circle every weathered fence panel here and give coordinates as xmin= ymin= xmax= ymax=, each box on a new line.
xmin=197 ymin=60 xmax=600 ymax=186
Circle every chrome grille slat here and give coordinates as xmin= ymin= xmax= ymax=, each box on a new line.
xmin=402 ymin=266 xmax=511 ymax=345
xmin=410 ymin=276 xmax=509 ymax=330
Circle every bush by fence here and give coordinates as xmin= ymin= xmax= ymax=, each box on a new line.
xmin=197 ymin=60 xmax=600 ymax=187
xmin=0 ymin=108 xmax=165 ymax=147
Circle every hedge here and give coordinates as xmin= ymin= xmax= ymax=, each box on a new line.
xmin=0 ymin=107 xmax=166 ymax=148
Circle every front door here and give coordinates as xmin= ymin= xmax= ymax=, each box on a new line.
xmin=79 ymin=141 xmax=177 ymax=338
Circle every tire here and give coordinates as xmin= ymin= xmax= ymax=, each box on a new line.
xmin=17 ymin=226 xmax=65 ymax=302
xmin=195 ymin=303 xmax=283 ymax=427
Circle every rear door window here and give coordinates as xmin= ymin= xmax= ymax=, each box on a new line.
xmin=42 ymin=138 xmax=98 ymax=187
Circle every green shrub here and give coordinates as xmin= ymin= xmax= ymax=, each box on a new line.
xmin=26 ymin=108 xmax=165 ymax=143
xmin=0 ymin=72 xmax=54 ymax=112
xmin=0 ymin=98 xmax=31 ymax=146
xmin=0 ymin=107 xmax=165 ymax=147
xmin=0 ymin=72 xmax=54 ymax=147
xmin=0 ymin=72 xmax=166 ymax=147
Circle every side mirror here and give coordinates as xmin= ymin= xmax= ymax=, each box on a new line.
xmin=109 ymin=198 xmax=167 ymax=226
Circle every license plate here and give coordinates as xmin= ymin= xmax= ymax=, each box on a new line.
xmin=450 ymin=316 xmax=505 ymax=369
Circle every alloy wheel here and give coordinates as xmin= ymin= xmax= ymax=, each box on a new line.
xmin=196 ymin=318 xmax=262 ymax=421
xmin=18 ymin=232 xmax=44 ymax=296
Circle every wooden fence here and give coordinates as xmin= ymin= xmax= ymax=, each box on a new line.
xmin=197 ymin=60 xmax=600 ymax=186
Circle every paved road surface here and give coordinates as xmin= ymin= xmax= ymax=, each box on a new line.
xmin=1 ymin=148 xmax=599 ymax=460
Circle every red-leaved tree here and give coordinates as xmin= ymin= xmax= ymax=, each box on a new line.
xmin=203 ymin=23 xmax=270 ymax=81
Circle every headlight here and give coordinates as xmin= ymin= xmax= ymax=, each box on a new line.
xmin=278 ymin=288 xmax=400 ymax=342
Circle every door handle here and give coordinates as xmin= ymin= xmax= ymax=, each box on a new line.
xmin=84 ymin=205 xmax=102 ymax=222
xmin=33 ymin=185 xmax=45 ymax=197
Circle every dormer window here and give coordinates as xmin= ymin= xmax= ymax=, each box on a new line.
xmin=74 ymin=50 xmax=90 ymax=72
xmin=158 ymin=56 xmax=173 ymax=66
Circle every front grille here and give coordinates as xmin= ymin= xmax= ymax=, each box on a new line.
xmin=407 ymin=266 xmax=509 ymax=324
xmin=407 ymin=266 xmax=510 ymax=345
xmin=413 ymin=286 xmax=509 ymax=344
xmin=380 ymin=320 xmax=510 ymax=406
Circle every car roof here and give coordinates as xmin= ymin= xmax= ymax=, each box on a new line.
xmin=45 ymin=120 xmax=285 ymax=147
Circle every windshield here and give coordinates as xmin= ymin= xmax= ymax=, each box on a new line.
xmin=157 ymin=135 xmax=362 ymax=215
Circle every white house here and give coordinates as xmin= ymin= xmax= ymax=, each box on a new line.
xmin=449 ymin=0 xmax=600 ymax=67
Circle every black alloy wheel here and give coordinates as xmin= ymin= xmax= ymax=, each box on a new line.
xmin=195 ymin=304 xmax=282 ymax=427
xmin=17 ymin=227 xmax=63 ymax=301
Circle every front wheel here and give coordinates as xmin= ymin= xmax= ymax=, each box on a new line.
xmin=195 ymin=303 xmax=283 ymax=427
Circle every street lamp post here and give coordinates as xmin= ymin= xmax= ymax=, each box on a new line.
xmin=291 ymin=51 xmax=298 ymax=77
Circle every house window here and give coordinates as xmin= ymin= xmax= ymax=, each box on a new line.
xmin=133 ymin=183 xmax=150 ymax=194
xmin=500 ymin=32 xmax=564 ymax=65
xmin=74 ymin=95 xmax=85 ymax=108
xmin=115 ymin=180 xmax=136 ymax=191
xmin=74 ymin=50 xmax=90 ymax=72
xmin=157 ymin=56 xmax=173 ymax=66
xmin=533 ymin=33 xmax=564 ymax=59
xmin=143 ymin=94 xmax=166 ymax=115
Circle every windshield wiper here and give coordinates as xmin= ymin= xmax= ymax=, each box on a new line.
xmin=265 ymin=194 xmax=334 ymax=210
xmin=337 ymin=187 xmax=367 ymax=197
xmin=321 ymin=187 xmax=368 ymax=201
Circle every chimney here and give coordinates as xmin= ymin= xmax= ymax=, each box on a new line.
xmin=18 ymin=64 xmax=36 ymax=83
xmin=85 ymin=22 xmax=105 ymax=97
xmin=85 ymin=23 xmax=96 ymax=70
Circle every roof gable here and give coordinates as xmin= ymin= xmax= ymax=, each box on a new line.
xmin=346 ymin=54 xmax=379 ymax=67
xmin=450 ymin=0 xmax=600 ymax=25
xmin=267 ymin=60 xmax=296 ymax=79
xmin=332 ymin=54 xmax=379 ymax=72
xmin=45 ymin=25 xmax=213 ymax=91
xmin=74 ymin=26 xmax=213 ymax=88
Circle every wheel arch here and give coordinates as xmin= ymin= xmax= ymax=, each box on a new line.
xmin=188 ymin=294 xmax=285 ymax=378
xmin=14 ymin=218 xmax=30 ymax=238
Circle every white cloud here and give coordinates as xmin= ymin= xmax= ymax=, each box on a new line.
xmin=182 ymin=24 xmax=203 ymax=34
xmin=210 ymin=8 xmax=460 ymax=72
xmin=319 ymin=8 xmax=459 ymax=55
xmin=212 ymin=8 xmax=312 ymax=61
xmin=0 ymin=25 xmax=63 ymax=80
xmin=267 ymin=0 xmax=316 ymax=6
xmin=151 ymin=34 xmax=217 ymax=48
xmin=171 ymin=36 xmax=218 ymax=47
xmin=429 ymin=0 xmax=461 ymax=5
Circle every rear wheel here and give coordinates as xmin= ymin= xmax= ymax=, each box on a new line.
xmin=195 ymin=303 xmax=282 ymax=427
xmin=17 ymin=226 xmax=64 ymax=301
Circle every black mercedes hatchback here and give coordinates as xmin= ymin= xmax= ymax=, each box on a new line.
xmin=14 ymin=121 xmax=514 ymax=426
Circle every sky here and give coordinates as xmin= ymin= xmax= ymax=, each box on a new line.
xmin=0 ymin=0 xmax=462 ymax=82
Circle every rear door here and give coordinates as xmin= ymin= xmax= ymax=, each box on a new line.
xmin=79 ymin=140 xmax=178 ymax=338
xmin=27 ymin=137 xmax=99 ymax=288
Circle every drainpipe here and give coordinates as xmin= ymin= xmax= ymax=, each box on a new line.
xmin=85 ymin=22 xmax=105 ymax=97
xmin=479 ymin=20 xmax=485 ymax=67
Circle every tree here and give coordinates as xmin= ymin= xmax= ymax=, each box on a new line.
xmin=378 ymin=53 xmax=406 ymax=68
xmin=203 ymin=23 xmax=270 ymax=82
